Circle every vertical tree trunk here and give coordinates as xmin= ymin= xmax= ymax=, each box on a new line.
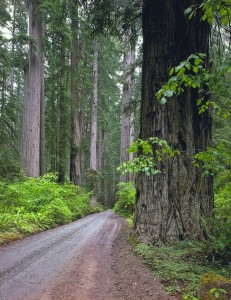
xmin=10 ymin=0 xmax=16 ymax=103
xmin=134 ymin=0 xmax=213 ymax=244
xmin=120 ymin=34 xmax=135 ymax=182
xmin=22 ymin=0 xmax=43 ymax=177
xmin=90 ymin=38 xmax=99 ymax=171
xmin=58 ymin=41 xmax=67 ymax=183
xmin=40 ymin=55 xmax=45 ymax=175
xmin=70 ymin=4 xmax=83 ymax=185
xmin=97 ymin=128 xmax=104 ymax=170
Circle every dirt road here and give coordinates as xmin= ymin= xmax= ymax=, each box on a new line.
xmin=0 ymin=210 xmax=172 ymax=300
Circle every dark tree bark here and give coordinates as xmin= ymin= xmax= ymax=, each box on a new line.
xmin=134 ymin=0 xmax=213 ymax=245
xmin=70 ymin=4 xmax=83 ymax=185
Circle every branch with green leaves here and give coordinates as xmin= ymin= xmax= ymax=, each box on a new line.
xmin=116 ymin=137 xmax=180 ymax=176
xmin=194 ymin=139 xmax=231 ymax=175
xmin=156 ymin=52 xmax=231 ymax=114
xmin=185 ymin=0 xmax=231 ymax=28
xmin=156 ymin=53 xmax=212 ymax=112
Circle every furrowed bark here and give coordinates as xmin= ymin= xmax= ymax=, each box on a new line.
xmin=134 ymin=0 xmax=213 ymax=245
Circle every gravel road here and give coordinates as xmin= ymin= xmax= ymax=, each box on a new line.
xmin=0 ymin=210 xmax=172 ymax=300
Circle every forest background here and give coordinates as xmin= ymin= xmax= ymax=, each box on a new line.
xmin=0 ymin=0 xmax=231 ymax=297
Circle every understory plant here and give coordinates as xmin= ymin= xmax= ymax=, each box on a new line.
xmin=134 ymin=240 xmax=231 ymax=297
xmin=113 ymin=182 xmax=136 ymax=219
xmin=0 ymin=173 xmax=103 ymax=243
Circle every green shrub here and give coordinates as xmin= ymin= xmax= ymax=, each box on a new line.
xmin=210 ymin=184 xmax=231 ymax=261
xmin=113 ymin=182 xmax=136 ymax=217
xmin=0 ymin=173 xmax=103 ymax=243
xmin=41 ymin=199 xmax=73 ymax=225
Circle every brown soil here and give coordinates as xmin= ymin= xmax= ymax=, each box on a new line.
xmin=49 ymin=214 xmax=173 ymax=300
xmin=0 ymin=211 xmax=176 ymax=300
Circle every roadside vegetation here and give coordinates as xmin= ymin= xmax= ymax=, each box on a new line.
xmin=113 ymin=181 xmax=231 ymax=298
xmin=113 ymin=181 xmax=135 ymax=226
xmin=0 ymin=173 xmax=104 ymax=244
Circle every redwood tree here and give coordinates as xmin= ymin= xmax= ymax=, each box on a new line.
xmin=90 ymin=37 xmax=99 ymax=172
xmin=70 ymin=2 xmax=83 ymax=185
xmin=134 ymin=0 xmax=213 ymax=244
xmin=120 ymin=33 xmax=135 ymax=183
xmin=22 ymin=0 xmax=44 ymax=177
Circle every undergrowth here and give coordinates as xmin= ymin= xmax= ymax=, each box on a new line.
xmin=133 ymin=240 xmax=231 ymax=297
xmin=113 ymin=182 xmax=135 ymax=218
xmin=0 ymin=173 xmax=104 ymax=244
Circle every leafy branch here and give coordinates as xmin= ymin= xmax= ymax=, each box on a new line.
xmin=156 ymin=53 xmax=210 ymax=109
xmin=116 ymin=137 xmax=179 ymax=176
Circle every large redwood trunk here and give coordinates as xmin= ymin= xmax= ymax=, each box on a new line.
xmin=22 ymin=0 xmax=43 ymax=177
xmin=134 ymin=0 xmax=213 ymax=244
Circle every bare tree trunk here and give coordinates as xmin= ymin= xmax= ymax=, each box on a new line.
xmin=58 ymin=41 xmax=67 ymax=183
xmin=22 ymin=0 xmax=43 ymax=177
xmin=120 ymin=34 xmax=135 ymax=182
xmin=48 ymin=35 xmax=58 ymax=173
xmin=10 ymin=0 xmax=16 ymax=103
xmin=40 ymin=56 xmax=45 ymax=176
xmin=70 ymin=4 xmax=83 ymax=185
xmin=134 ymin=0 xmax=213 ymax=245
xmin=90 ymin=38 xmax=99 ymax=171
xmin=97 ymin=128 xmax=104 ymax=170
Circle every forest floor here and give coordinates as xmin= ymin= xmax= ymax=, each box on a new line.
xmin=0 ymin=210 xmax=174 ymax=300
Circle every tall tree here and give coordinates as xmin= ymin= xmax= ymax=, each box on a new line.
xmin=120 ymin=33 xmax=135 ymax=182
xmin=90 ymin=37 xmax=99 ymax=171
xmin=22 ymin=0 xmax=44 ymax=177
xmin=58 ymin=29 xmax=69 ymax=183
xmin=70 ymin=1 xmax=83 ymax=185
xmin=134 ymin=0 xmax=213 ymax=244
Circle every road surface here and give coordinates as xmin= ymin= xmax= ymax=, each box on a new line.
xmin=0 ymin=210 xmax=172 ymax=300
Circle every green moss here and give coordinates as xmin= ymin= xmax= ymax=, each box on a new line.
xmin=199 ymin=273 xmax=231 ymax=300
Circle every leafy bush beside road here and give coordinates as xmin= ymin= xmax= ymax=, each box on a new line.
xmin=0 ymin=173 xmax=104 ymax=244
xmin=113 ymin=182 xmax=136 ymax=218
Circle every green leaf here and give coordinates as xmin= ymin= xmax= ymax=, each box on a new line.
xmin=164 ymin=90 xmax=174 ymax=97
xmin=194 ymin=58 xmax=202 ymax=65
xmin=184 ymin=7 xmax=193 ymax=15
xmin=193 ymin=66 xmax=198 ymax=73
xmin=160 ymin=97 xmax=167 ymax=105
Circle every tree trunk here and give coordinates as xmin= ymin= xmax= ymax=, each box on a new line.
xmin=120 ymin=34 xmax=135 ymax=182
xmin=70 ymin=4 xmax=83 ymax=185
xmin=22 ymin=0 xmax=43 ymax=177
xmin=40 ymin=52 xmax=45 ymax=175
xmin=90 ymin=38 xmax=99 ymax=171
xmin=134 ymin=0 xmax=213 ymax=245
xmin=97 ymin=128 xmax=104 ymax=170
xmin=58 ymin=41 xmax=67 ymax=183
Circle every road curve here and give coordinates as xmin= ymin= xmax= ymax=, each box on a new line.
xmin=0 ymin=210 xmax=122 ymax=300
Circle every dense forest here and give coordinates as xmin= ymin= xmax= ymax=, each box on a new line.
xmin=0 ymin=0 xmax=231 ymax=297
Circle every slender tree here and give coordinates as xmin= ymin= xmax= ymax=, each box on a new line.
xmin=58 ymin=34 xmax=68 ymax=183
xmin=90 ymin=37 xmax=99 ymax=171
xmin=134 ymin=0 xmax=213 ymax=244
xmin=70 ymin=1 xmax=83 ymax=185
xmin=120 ymin=33 xmax=135 ymax=182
